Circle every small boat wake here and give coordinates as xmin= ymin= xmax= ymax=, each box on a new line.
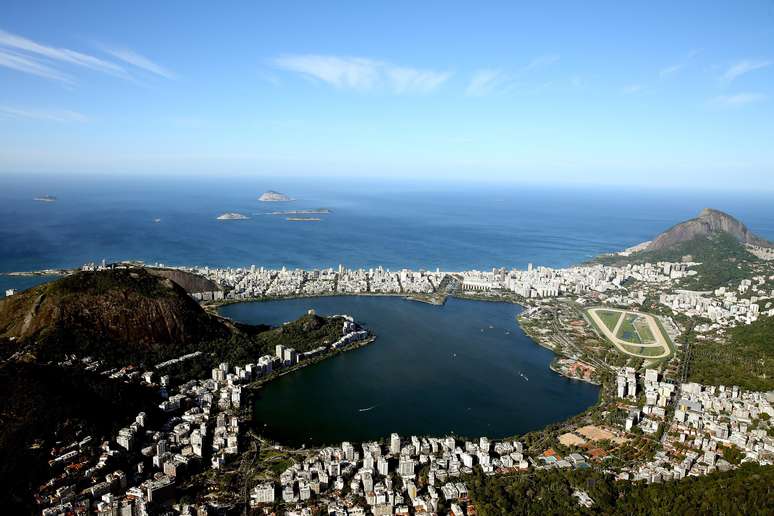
xmin=359 ymin=405 xmax=377 ymax=412
xmin=519 ymin=372 xmax=529 ymax=382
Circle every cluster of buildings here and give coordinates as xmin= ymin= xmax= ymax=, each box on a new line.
xmin=144 ymin=260 xmax=697 ymax=304
xmin=615 ymin=368 xmax=677 ymax=434
xmin=460 ymin=262 xmax=691 ymax=299
xmin=624 ymin=381 xmax=774 ymax=483
xmin=659 ymin=276 xmax=774 ymax=331
xmin=37 ymin=315 xmax=370 ymax=515
xmin=183 ymin=265 xmax=446 ymax=299
xmin=252 ymin=433 xmax=530 ymax=515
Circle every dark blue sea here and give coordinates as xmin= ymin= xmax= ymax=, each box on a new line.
xmin=2 ymin=174 xmax=771 ymax=440
xmin=2 ymin=173 xmax=773 ymax=293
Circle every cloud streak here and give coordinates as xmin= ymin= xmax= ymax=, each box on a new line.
xmin=465 ymin=55 xmax=560 ymax=97
xmin=0 ymin=29 xmax=175 ymax=84
xmin=0 ymin=49 xmax=74 ymax=84
xmin=0 ymin=105 xmax=88 ymax=122
xmin=659 ymin=64 xmax=683 ymax=77
xmin=0 ymin=29 xmax=126 ymax=78
xmin=622 ymin=83 xmax=644 ymax=94
xmin=272 ymin=54 xmax=451 ymax=94
xmin=103 ymin=47 xmax=176 ymax=79
xmin=710 ymin=92 xmax=766 ymax=107
xmin=722 ymin=59 xmax=771 ymax=82
xmin=522 ymin=54 xmax=560 ymax=72
xmin=466 ymin=69 xmax=507 ymax=96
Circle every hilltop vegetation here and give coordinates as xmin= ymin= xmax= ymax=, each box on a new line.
xmin=467 ymin=463 xmax=774 ymax=515
xmin=0 ymin=268 xmax=233 ymax=366
xmin=599 ymin=232 xmax=760 ymax=291
xmin=689 ymin=315 xmax=774 ymax=391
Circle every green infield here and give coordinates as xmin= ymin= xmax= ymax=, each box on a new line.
xmin=597 ymin=309 xmax=623 ymax=332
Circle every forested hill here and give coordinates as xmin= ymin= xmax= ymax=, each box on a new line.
xmin=467 ymin=463 xmax=773 ymax=515
xmin=0 ymin=268 xmax=233 ymax=366
xmin=596 ymin=208 xmax=771 ymax=290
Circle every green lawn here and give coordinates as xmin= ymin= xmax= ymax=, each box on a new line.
xmin=616 ymin=314 xmax=642 ymax=344
xmin=633 ymin=318 xmax=655 ymax=343
xmin=597 ymin=310 xmax=623 ymax=332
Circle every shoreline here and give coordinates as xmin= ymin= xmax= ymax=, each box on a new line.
xmin=3 ymin=265 xmax=601 ymax=391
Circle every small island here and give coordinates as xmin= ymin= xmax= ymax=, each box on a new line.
xmin=216 ymin=212 xmax=249 ymax=220
xmin=269 ymin=208 xmax=331 ymax=215
xmin=258 ymin=190 xmax=293 ymax=202
xmin=33 ymin=195 xmax=57 ymax=203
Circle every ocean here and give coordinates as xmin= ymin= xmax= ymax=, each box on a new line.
xmin=1 ymin=174 xmax=773 ymax=290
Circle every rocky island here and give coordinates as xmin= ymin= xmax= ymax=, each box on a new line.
xmin=216 ymin=212 xmax=249 ymax=220
xmin=269 ymin=208 xmax=331 ymax=215
xmin=258 ymin=190 xmax=293 ymax=202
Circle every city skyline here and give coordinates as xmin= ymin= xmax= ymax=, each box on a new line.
xmin=1 ymin=1 xmax=773 ymax=190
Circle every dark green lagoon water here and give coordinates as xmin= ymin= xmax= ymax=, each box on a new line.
xmin=219 ymin=296 xmax=599 ymax=446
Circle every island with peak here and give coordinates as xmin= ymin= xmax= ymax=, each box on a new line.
xmin=258 ymin=190 xmax=293 ymax=202
xmin=216 ymin=212 xmax=249 ymax=220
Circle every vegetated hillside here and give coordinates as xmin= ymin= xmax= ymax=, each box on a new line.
xmin=147 ymin=267 xmax=222 ymax=294
xmin=688 ymin=315 xmax=774 ymax=391
xmin=599 ymin=232 xmax=760 ymax=291
xmin=0 ymin=268 xmax=232 ymax=366
xmin=0 ymin=361 xmax=159 ymax=512
xmin=467 ymin=462 xmax=773 ymax=516
xmin=596 ymin=208 xmax=772 ymax=291
xmin=191 ymin=313 xmax=347 ymax=377
xmin=647 ymin=208 xmax=772 ymax=252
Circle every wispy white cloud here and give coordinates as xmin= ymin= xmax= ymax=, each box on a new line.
xmin=465 ymin=56 xmax=560 ymax=97
xmin=102 ymin=47 xmax=175 ymax=79
xmin=272 ymin=54 xmax=451 ymax=94
xmin=522 ymin=54 xmax=560 ymax=72
xmin=0 ymin=29 xmax=126 ymax=78
xmin=709 ymin=92 xmax=767 ymax=107
xmin=659 ymin=50 xmax=700 ymax=78
xmin=465 ymin=69 xmax=507 ymax=96
xmin=622 ymin=83 xmax=645 ymax=94
xmin=0 ymin=49 xmax=74 ymax=83
xmin=659 ymin=64 xmax=683 ymax=77
xmin=0 ymin=105 xmax=88 ymax=122
xmin=722 ymin=59 xmax=771 ymax=81
xmin=0 ymin=29 xmax=174 ymax=85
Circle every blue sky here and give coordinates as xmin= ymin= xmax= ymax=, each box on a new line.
xmin=0 ymin=1 xmax=773 ymax=189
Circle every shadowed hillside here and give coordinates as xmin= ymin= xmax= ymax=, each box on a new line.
xmin=0 ymin=268 xmax=232 ymax=365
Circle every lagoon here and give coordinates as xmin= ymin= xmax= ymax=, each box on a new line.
xmin=219 ymin=295 xmax=600 ymax=446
